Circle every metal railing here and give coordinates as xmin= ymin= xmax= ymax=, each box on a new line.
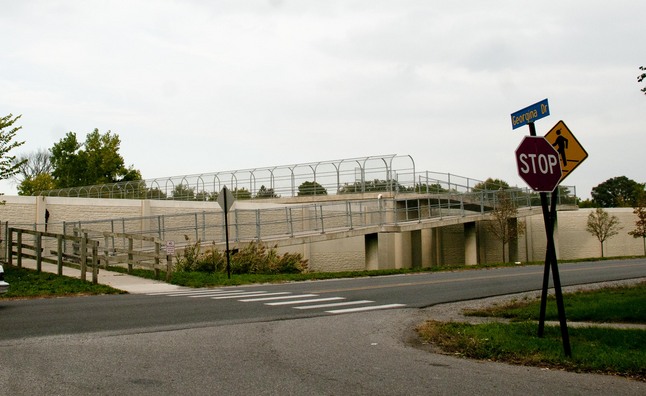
xmin=45 ymin=187 xmax=575 ymax=253
xmin=1 ymin=186 xmax=577 ymax=272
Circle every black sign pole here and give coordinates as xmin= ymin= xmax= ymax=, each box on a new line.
xmin=223 ymin=187 xmax=231 ymax=280
xmin=528 ymin=122 xmax=571 ymax=356
xmin=537 ymin=192 xmax=552 ymax=337
xmin=548 ymin=192 xmax=571 ymax=356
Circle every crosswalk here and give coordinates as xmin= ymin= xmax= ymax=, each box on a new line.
xmin=146 ymin=288 xmax=406 ymax=315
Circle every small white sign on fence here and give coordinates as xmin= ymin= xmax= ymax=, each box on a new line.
xmin=165 ymin=240 xmax=176 ymax=256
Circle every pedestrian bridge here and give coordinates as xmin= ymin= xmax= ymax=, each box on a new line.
xmin=26 ymin=154 xmax=578 ymax=270
xmin=69 ymin=189 xmax=573 ymax=271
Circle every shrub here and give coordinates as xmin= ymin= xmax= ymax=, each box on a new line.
xmin=175 ymin=239 xmax=308 ymax=275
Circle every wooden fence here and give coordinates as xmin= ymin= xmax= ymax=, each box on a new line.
xmin=100 ymin=231 xmax=172 ymax=281
xmin=5 ymin=228 xmax=173 ymax=284
xmin=6 ymin=227 xmax=100 ymax=284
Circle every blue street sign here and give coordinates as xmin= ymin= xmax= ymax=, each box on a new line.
xmin=511 ymin=98 xmax=550 ymax=130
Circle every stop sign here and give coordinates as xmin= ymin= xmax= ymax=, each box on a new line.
xmin=515 ymin=136 xmax=562 ymax=192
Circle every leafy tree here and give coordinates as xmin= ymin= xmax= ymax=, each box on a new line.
xmin=338 ymin=179 xmax=404 ymax=194
xmin=586 ymin=208 xmax=622 ymax=258
xmin=639 ymin=66 xmax=646 ymax=95
xmin=172 ymin=184 xmax=195 ymax=200
xmin=628 ymin=192 xmax=646 ymax=255
xmin=50 ymin=129 xmax=141 ymax=188
xmin=415 ymin=183 xmax=447 ymax=194
xmin=195 ymin=190 xmax=218 ymax=201
xmin=18 ymin=173 xmax=56 ymax=196
xmin=591 ymin=176 xmax=645 ymax=208
xmin=577 ymin=198 xmax=595 ymax=208
xmin=472 ymin=178 xmax=510 ymax=191
xmin=232 ymin=187 xmax=251 ymax=200
xmin=298 ymin=181 xmax=327 ymax=196
xmin=255 ymin=185 xmax=278 ymax=199
xmin=486 ymin=190 xmax=525 ymax=263
xmin=0 ymin=114 xmax=26 ymax=196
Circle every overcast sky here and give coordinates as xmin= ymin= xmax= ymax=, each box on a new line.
xmin=1 ymin=0 xmax=644 ymax=199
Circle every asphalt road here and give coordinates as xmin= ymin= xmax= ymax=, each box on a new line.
xmin=0 ymin=259 xmax=644 ymax=395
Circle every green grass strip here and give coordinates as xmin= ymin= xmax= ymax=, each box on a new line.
xmin=417 ymin=321 xmax=646 ymax=380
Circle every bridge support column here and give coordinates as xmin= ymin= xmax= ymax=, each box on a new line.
xmin=464 ymin=222 xmax=478 ymax=266
xmin=430 ymin=228 xmax=443 ymax=266
xmin=411 ymin=230 xmax=422 ymax=269
xmin=420 ymin=229 xmax=433 ymax=267
xmin=365 ymin=232 xmax=415 ymax=270
xmin=365 ymin=233 xmax=379 ymax=270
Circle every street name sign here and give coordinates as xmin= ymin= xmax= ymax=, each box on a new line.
xmin=511 ymin=98 xmax=550 ymax=130
xmin=515 ymin=136 xmax=562 ymax=192
xmin=544 ymin=120 xmax=588 ymax=183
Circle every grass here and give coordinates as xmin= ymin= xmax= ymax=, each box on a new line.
xmin=417 ymin=321 xmax=645 ymax=380
xmin=417 ymin=282 xmax=646 ymax=381
xmin=0 ymin=265 xmax=125 ymax=299
xmin=463 ymin=282 xmax=646 ymax=323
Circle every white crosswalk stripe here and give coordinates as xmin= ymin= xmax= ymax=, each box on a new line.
xmin=265 ymin=297 xmax=345 ymax=306
xmin=325 ymin=304 xmax=407 ymax=314
xmin=239 ymin=294 xmax=319 ymax=302
xmin=294 ymin=300 xmax=374 ymax=310
xmin=146 ymin=289 xmax=405 ymax=314
xmin=212 ymin=292 xmax=291 ymax=299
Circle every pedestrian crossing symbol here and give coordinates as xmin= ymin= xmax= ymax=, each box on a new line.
xmin=544 ymin=120 xmax=588 ymax=183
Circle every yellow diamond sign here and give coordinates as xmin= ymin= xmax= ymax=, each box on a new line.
xmin=544 ymin=120 xmax=588 ymax=183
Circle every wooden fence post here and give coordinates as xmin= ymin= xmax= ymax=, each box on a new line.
xmin=80 ymin=233 xmax=87 ymax=281
xmin=35 ymin=231 xmax=42 ymax=272
xmin=92 ymin=241 xmax=98 ymax=284
xmin=7 ymin=228 xmax=13 ymax=266
xmin=57 ymin=234 xmax=63 ymax=276
xmin=16 ymin=230 xmax=22 ymax=269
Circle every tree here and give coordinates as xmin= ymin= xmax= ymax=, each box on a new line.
xmin=17 ymin=173 xmax=56 ymax=196
xmin=586 ymin=208 xmax=622 ymax=258
xmin=232 ymin=187 xmax=251 ymax=200
xmin=298 ymin=181 xmax=327 ymax=196
xmin=486 ymin=190 xmax=525 ymax=263
xmin=639 ymin=66 xmax=646 ymax=95
xmin=255 ymin=185 xmax=278 ymax=199
xmin=415 ymin=183 xmax=447 ymax=194
xmin=338 ymin=179 xmax=404 ymax=194
xmin=0 ymin=114 xmax=26 ymax=197
xmin=13 ymin=149 xmax=54 ymax=195
xmin=472 ymin=178 xmax=510 ymax=191
xmin=50 ymin=129 xmax=141 ymax=188
xmin=591 ymin=176 xmax=645 ymax=208
xmin=172 ymin=184 xmax=195 ymax=200
xmin=628 ymin=192 xmax=646 ymax=255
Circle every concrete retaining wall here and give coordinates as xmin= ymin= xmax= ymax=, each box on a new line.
xmin=0 ymin=196 xmax=643 ymax=271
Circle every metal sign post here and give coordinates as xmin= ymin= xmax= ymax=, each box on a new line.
xmin=512 ymin=99 xmax=571 ymax=357
xmin=217 ymin=186 xmax=235 ymax=279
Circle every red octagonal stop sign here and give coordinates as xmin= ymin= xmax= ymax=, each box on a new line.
xmin=515 ymin=136 xmax=562 ymax=192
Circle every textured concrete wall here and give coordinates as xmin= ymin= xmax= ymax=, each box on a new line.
xmin=1 ymin=196 xmax=644 ymax=271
